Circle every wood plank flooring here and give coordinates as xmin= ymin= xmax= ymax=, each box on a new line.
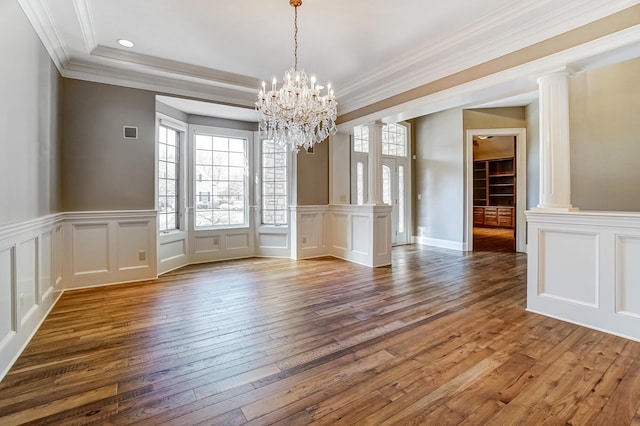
xmin=1 ymin=243 xmax=640 ymax=425
xmin=473 ymin=227 xmax=515 ymax=252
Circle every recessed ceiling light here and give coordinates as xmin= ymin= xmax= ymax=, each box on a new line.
xmin=117 ymin=39 xmax=134 ymax=48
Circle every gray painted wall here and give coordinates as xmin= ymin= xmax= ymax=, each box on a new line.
xmin=570 ymin=58 xmax=640 ymax=211
xmin=0 ymin=0 xmax=61 ymax=226
xmin=526 ymin=100 xmax=540 ymax=210
xmin=61 ymin=79 xmax=156 ymax=211
xmin=463 ymin=107 xmax=526 ymax=130
xmin=414 ymin=108 xmax=464 ymax=242
xmin=297 ymin=141 xmax=329 ymax=205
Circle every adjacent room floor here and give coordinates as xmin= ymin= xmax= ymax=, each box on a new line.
xmin=473 ymin=226 xmax=515 ymax=252
xmin=1 ymin=244 xmax=639 ymax=424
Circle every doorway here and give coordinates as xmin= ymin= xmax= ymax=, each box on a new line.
xmin=465 ymin=128 xmax=527 ymax=253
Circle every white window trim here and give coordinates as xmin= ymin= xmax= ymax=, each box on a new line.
xmin=254 ymin=133 xmax=293 ymax=228
xmin=189 ymin=124 xmax=254 ymax=230
xmin=156 ymin=113 xmax=187 ymax=235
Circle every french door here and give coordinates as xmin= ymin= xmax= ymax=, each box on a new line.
xmin=382 ymin=158 xmax=408 ymax=245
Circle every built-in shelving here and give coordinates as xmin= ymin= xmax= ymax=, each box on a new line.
xmin=473 ymin=157 xmax=515 ymax=228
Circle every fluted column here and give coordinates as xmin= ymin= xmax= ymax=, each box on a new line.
xmin=535 ymin=70 xmax=576 ymax=211
xmin=367 ymin=121 xmax=384 ymax=205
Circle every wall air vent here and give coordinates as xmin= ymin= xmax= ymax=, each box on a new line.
xmin=123 ymin=126 xmax=138 ymax=139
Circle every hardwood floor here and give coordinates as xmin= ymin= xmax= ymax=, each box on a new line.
xmin=473 ymin=227 xmax=515 ymax=252
xmin=1 ymin=244 xmax=640 ymax=425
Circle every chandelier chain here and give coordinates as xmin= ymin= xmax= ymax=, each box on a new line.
xmin=293 ymin=5 xmax=298 ymax=71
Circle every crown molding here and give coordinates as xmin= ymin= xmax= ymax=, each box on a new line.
xmin=73 ymin=0 xmax=97 ymax=53
xmin=18 ymin=0 xmax=640 ymax=117
xmin=62 ymin=61 xmax=257 ymax=108
xmin=90 ymin=46 xmax=260 ymax=90
xmin=338 ymin=0 xmax=640 ymax=114
xmin=17 ymin=0 xmax=70 ymax=72
xmin=337 ymin=25 xmax=640 ymax=130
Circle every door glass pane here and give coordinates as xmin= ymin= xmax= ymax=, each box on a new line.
xmin=382 ymin=165 xmax=391 ymax=205
xmin=357 ymin=162 xmax=364 ymax=205
xmin=398 ymin=165 xmax=405 ymax=233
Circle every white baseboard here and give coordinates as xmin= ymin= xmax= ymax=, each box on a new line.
xmin=414 ymin=236 xmax=465 ymax=251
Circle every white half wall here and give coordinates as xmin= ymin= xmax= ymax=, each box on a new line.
xmin=328 ymin=204 xmax=392 ymax=267
xmin=527 ymin=210 xmax=640 ymax=342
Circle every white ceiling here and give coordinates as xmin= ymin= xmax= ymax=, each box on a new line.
xmin=18 ymin=0 xmax=640 ymax=122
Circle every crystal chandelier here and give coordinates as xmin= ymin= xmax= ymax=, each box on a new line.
xmin=255 ymin=0 xmax=337 ymax=152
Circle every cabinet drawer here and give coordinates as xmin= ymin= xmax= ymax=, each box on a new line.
xmin=498 ymin=207 xmax=513 ymax=217
xmin=484 ymin=207 xmax=497 ymax=218
xmin=484 ymin=208 xmax=498 ymax=225
xmin=498 ymin=216 xmax=512 ymax=227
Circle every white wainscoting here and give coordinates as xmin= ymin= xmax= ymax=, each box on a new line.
xmin=291 ymin=205 xmax=329 ymax=260
xmin=63 ymin=211 xmax=157 ymax=289
xmin=328 ymin=204 xmax=392 ymax=267
xmin=527 ymin=210 xmax=640 ymax=342
xmin=188 ymin=208 xmax=255 ymax=264
xmin=255 ymin=205 xmax=290 ymax=259
xmin=0 ymin=214 xmax=63 ymax=381
xmin=158 ymin=230 xmax=189 ymax=275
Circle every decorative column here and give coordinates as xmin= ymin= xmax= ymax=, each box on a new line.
xmin=367 ymin=121 xmax=384 ymax=205
xmin=535 ymin=69 xmax=576 ymax=211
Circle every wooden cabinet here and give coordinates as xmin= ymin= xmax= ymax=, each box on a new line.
xmin=498 ymin=207 xmax=513 ymax=228
xmin=473 ymin=157 xmax=515 ymax=229
xmin=473 ymin=207 xmax=484 ymax=226
xmin=483 ymin=207 xmax=498 ymax=226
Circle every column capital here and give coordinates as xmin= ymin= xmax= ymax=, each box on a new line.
xmin=537 ymin=66 xmax=577 ymax=83
xmin=366 ymin=121 xmax=384 ymax=129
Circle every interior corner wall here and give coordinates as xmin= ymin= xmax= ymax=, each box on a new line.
xmin=570 ymin=57 xmax=640 ymax=211
xmin=526 ymin=100 xmax=540 ymax=210
xmin=297 ymin=140 xmax=329 ymax=205
xmin=61 ymin=79 xmax=156 ymax=211
xmin=0 ymin=0 xmax=61 ymax=226
xmin=414 ymin=108 xmax=464 ymax=243
xmin=156 ymin=100 xmax=188 ymax=123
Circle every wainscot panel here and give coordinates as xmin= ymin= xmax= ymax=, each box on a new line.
xmin=527 ymin=210 xmax=640 ymax=342
xmin=0 ymin=214 xmax=63 ymax=382
xmin=63 ymin=211 xmax=157 ymax=289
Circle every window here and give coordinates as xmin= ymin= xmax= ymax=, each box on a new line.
xmin=353 ymin=125 xmax=369 ymax=153
xmin=353 ymin=123 xmax=407 ymax=157
xmin=382 ymin=123 xmax=407 ymax=157
xmin=262 ymin=139 xmax=288 ymax=225
xmin=158 ymin=125 xmax=180 ymax=232
xmin=194 ymin=133 xmax=247 ymax=228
